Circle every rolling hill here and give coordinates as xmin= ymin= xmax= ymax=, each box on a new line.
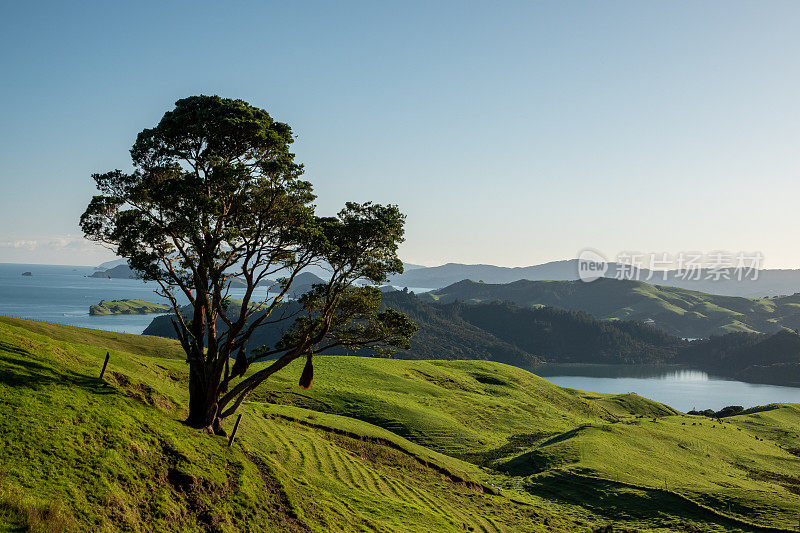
xmin=2 ymin=316 xmax=800 ymax=530
xmin=387 ymin=291 xmax=800 ymax=385
xmin=382 ymin=290 xmax=683 ymax=364
xmin=421 ymin=277 xmax=800 ymax=338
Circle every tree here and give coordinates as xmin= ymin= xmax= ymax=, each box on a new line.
xmin=81 ymin=95 xmax=416 ymax=434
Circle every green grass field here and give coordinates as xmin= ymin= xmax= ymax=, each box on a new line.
xmin=1 ymin=315 xmax=799 ymax=531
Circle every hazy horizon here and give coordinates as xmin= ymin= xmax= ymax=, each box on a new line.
xmin=2 ymin=255 xmax=795 ymax=272
xmin=3 ymin=1 xmax=800 ymax=268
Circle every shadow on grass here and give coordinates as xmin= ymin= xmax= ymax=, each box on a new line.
xmin=498 ymin=448 xmax=556 ymax=476
xmin=0 ymin=341 xmax=114 ymax=395
xmin=525 ymin=471 xmax=764 ymax=532
xmin=459 ymin=432 xmax=556 ymax=468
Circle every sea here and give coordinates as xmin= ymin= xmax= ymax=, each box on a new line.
xmin=0 ymin=262 xmax=272 ymax=334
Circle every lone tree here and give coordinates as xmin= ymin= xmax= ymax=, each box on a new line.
xmin=81 ymin=95 xmax=416 ymax=434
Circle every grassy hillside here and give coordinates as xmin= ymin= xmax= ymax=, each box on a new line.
xmin=2 ymin=316 xmax=800 ymax=531
xmin=259 ymin=358 xmax=800 ymax=530
xmin=422 ymin=278 xmax=800 ymax=338
xmin=0 ymin=317 xmax=575 ymax=532
xmin=89 ymin=299 xmax=172 ymax=316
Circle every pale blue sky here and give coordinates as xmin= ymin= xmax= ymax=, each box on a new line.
xmin=1 ymin=1 xmax=799 ymax=267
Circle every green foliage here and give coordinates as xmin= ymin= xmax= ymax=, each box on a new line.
xmin=145 ymin=289 xmax=682 ymax=366
xmin=143 ymin=288 xmax=800 ymax=386
xmin=276 ymin=286 xmax=417 ymax=356
xmin=454 ymin=301 xmax=682 ymax=364
xmin=680 ymin=329 xmax=800 ymax=385
xmin=415 ymin=279 xmax=800 ymax=385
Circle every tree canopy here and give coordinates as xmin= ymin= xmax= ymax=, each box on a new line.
xmin=81 ymin=95 xmax=416 ymax=433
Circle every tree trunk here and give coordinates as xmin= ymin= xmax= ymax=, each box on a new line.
xmin=186 ymin=364 xmax=226 ymax=435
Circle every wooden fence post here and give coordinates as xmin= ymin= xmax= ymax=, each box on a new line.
xmin=99 ymin=352 xmax=110 ymax=380
xmin=228 ymin=414 xmax=243 ymax=447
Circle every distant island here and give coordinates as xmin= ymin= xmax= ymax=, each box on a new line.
xmin=90 ymin=264 xmax=138 ymax=279
xmin=89 ymin=260 xmax=325 ymax=294
xmin=89 ymin=299 xmax=171 ymax=316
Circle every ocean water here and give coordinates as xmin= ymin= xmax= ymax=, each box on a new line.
xmin=0 ymin=263 xmax=172 ymax=333
xmin=0 ymin=264 xmax=430 ymax=335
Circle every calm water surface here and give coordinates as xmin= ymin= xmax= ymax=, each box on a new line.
xmin=0 ymin=264 xmax=432 ymax=335
xmin=532 ymin=363 xmax=800 ymax=412
xmin=0 ymin=263 xmax=274 ymax=334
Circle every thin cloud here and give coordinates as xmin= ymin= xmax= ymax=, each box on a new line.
xmin=0 ymin=235 xmax=116 ymax=265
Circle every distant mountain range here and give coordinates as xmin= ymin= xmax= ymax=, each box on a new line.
xmin=93 ymin=257 xmax=800 ymax=298
xmin=389 ymin=259 xmax=800 ymax=297
xmin=90 ymin=264 xmax=326 ymax=297
xmin=421 ymin=278 xmax=800 ymax=338
xmin=92 ymin=259 xmax=424 ymax=284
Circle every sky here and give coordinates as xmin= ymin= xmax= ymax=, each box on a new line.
xmin=1 ymin=1 xmax=800 ymax=268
